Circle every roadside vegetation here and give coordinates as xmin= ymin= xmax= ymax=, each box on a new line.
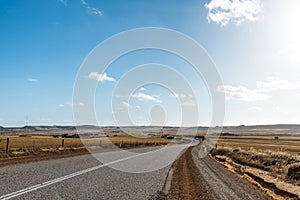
xmin=0 ymin=134 xmax=171 ymax=160
xmin=211 ymin=147 xmax=300 ymax=184
xmin=210 ymin=136 xmax=300 ymax=199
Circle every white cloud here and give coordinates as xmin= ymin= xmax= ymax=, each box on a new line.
xmin=205 ymin=0 xmax=263 ymax=27
xmin=256 ymin=77 xmax=299 ymax=91
xmin=121 ymin=101 xmax=130 ymax=108
xmin=88 ymin=72 xmax=116 ymax=82
xmin=59 ymin=102 xmax=84 ymax=107
xmin=218 ymin=85 xmax=271 ymax=101
xmin=131 ymin=92 xmax=162 ymax=103
xmin=169 ymin=93 xmax=192 ymax=98
xmin=59 ymin=102 xmax=71 ymax=107
xmin=140 ymin=87 xmax=147 ymax=91
xmin=182 ymin=100 xmax=196 ymax=107
xmin=218 ymin=77 xmax=300 ymax=102
xmin=27 ymin=77 xmax=39 ymax=82
xmin=136 ymin=105 xmax=141 ymax=109
xmin=81 ymin=0 xmax=102 ymax=16
xmin=169 ymin=93 xmax=195 ymax=106
xmin=248 ymin=106 xmax=263 ymax=111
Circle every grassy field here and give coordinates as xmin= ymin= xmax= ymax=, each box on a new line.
xmin=214 ymin=136 xmax=300 ymax=153
xmin=210 ymin=136 xmax=300 ymax=188
xmin=0 ymin=135 xmax=172 ymax=159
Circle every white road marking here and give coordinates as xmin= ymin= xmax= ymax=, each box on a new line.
xmin=0 ymin=143 xmax=194 ymax=200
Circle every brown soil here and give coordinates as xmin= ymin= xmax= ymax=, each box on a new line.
xmin=157 ymin=145 xmax=273 ymax=200
xmin=166 ymin=147 xmax=212 ymax=200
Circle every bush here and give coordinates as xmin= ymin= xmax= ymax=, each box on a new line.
xmin=211 ymin=148 xmax=231 ymax=156
xmin=195 ymin=135 xmax=205 ymax=140
xmin=52 ymin=135 xmax=60 ymax=138
xmin=211 ymin=146 xmax=300 ymax=173
xmin=166 ymin=135 xmax=174 ymax=139
xmin=61 ymin=134 xmax=80 ymax=138
xmin=287 ymin=163 xmax=300 ymax=180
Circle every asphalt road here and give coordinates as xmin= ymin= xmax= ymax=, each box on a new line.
xmin=0 ymin=143 xmax=195 ymax=200
xmin=1 ymin=141 xmax=272 ymax=200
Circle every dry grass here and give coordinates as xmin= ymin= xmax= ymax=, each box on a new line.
xmin=0 ymin=135 xmax=171 ymax=159
xmin=216 ymin=136 xmax=300 ymax=153
xmin=211 ymin=136 xmax=300 ymax=185
xmin=0 ymin=136 xmax=84 ymax=150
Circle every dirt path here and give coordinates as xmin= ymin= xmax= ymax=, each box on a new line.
xmin=164 ymin=145 xmax=272 ymax=200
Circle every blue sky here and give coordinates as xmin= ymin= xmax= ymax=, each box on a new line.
xmin=1 ymin=0 xmax=300 ymax=127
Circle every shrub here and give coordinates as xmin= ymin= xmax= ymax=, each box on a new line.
xmin=195 ymin=135 xmax=205 ymax=140
xmin=61 ymin=133 xmax=80 ymax=138
xmin=166 ymin=135 xmax=174 ymax=139
xmin=52 ymin=135 xmax=60 ymax=138
xmin=211 ymin=148 xmax=231 ymax=156
xmin=286 ymin=163 xmax=300 ymax=180
xmin=211 ymin=146 xmax=300 ymax=173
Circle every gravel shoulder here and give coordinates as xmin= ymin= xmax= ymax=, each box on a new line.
xmin=164 ymin=145 xmax=272 ymax=200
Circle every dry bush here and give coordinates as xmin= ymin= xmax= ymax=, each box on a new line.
xmin=211 ymin=147 xmax=231 ymax=156
xmin=286 ymin=163 xmax=300 ymax=180
xmin=212 ymin=147 xmax=300 ymax=173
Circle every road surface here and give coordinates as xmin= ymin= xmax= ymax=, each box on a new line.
xmin=1 ymin=142 xmax=273 ymax=200
xmin=0 ymin=144 xmax=194 ymax=200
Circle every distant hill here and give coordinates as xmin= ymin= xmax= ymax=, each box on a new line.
xmin=0 ymin=124 xmax=300 ymax=136
xmin=76 ymin=125 xmax=100 ymax=130
xmin=220 ymin=124 xmax=300 ymax=136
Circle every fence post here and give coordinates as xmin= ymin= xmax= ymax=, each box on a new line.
xmin=62 ymin=139 xmax=65 ymax=148
xmin=5 ymin=138 xmax=9 ymax=153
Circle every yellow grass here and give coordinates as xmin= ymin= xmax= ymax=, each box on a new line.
xmin=215 ymin=136 xmax=300 ymax=154
xmin=211 ymin=136 xmax=300 ymax=186
xmin=0 ymin=136 xmax=83 ymax=149
xmin=0 ymin=135 xmax=171 ymax=152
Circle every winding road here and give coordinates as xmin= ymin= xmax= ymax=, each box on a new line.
xmin=0 ymin=143 xmax=272 ymax=200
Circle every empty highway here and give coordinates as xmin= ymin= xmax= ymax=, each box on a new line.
xmin=0 ymin=144 xmax=194 ymax=200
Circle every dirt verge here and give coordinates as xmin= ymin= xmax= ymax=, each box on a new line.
xmin=159 ymin=146 xmax=212 ymax=200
